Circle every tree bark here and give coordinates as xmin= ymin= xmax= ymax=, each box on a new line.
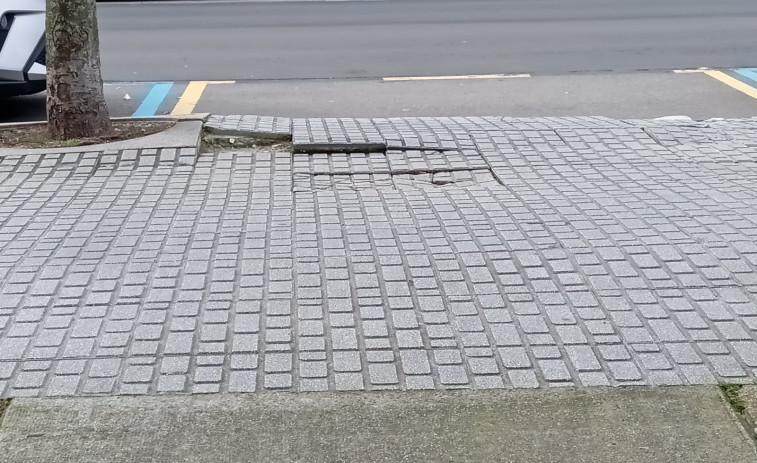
xmin=46 ymin=0 xmax=111 ymax=140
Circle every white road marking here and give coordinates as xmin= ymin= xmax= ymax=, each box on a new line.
xmin=383 ymin=74 xmax=530 ymax=82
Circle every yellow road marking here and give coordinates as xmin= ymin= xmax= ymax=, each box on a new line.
xmin=703 ymin=70 xmax=757 ymax=100
xmin=171 ymin=81 xmax=207 ymax=116
xmin=383 ymin=73 xmax=530 ymax=82
xmin=672 ymin=68 xmax=757 ymax=100
xmin=171 ymin=81 xmax=235 ymax=115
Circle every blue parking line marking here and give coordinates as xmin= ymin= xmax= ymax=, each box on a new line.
xmin=132 ymin=82 xmax=174 ymax=117
xmin=735 ymin=68 xmax=757 ymax=84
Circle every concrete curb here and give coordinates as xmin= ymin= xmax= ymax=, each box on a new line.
xmin=0 ymin=114 xmax=207 ymax=129
xmin=0 ymin=119 xmax=203 ymax=156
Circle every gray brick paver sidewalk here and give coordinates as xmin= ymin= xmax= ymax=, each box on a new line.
xmin=1 ymin=116 xmax=757 ymax=396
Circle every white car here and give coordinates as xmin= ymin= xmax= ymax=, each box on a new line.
xmin=0 ymin=0 xmax=46 ymax=97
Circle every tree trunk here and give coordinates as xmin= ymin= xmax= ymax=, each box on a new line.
xmin=46 ymin=0 xmax=111 ymax=140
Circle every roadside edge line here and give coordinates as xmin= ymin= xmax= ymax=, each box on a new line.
xmin=383 ymin=74 xmax=530 ymax=82
xmin=673 ymin=69 xmax=708 ymax=74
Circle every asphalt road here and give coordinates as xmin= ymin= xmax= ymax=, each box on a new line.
xmin=3 ymin=0 xmax=757 ymax=122
xmin=97 ymin=0 xmax=757 ymax=81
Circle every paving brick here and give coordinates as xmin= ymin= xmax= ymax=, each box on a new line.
xmin=368 ymin=363 xmax=399 ymax=385
xmin=263 ymin=373 xmax=292 ymax=390
xmin=607 ymin=361 xmax=643 ymax=381
xmin=48 ymin=375 xmax=81 ymax=396
xmin=333 ymin=351 xmax=362 ymax=372
xmin=400 ymin=350 xmax=432 ymax=375
xmin=708 ymin=355 xmax=747 ymax=378
xmin=666 ymin=344 xmax=704 ymax=365
xmin=438 ymin=365 xmax=469 ymax=385
xmin=3 ymin=116 xmax=757 ymax=396
xmin=405 ymin=376 xmax=435 ymax=390
xmin=157 ymin=375 xmax=186 ymax=393
xmin=508 ymin=370 xmax=539 ymax=388
xmin=538 ymin=359 xmax=572 ymax=382
xmin=335 ymin=373 xmax=364 ymax=391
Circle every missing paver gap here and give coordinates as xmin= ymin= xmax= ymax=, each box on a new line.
xmin=640 ymin=127 xmax=667 ymax=147
xmin=385 ymin=145 xmax=459 ymax=153
xmin=293 ymin=143 xmax=386 ymax=154
xmin=201 ymin=128 xmax=293 ymax=154
xmin=292 ymin=148 xmax=505 ymax=191
xmin=0 ymin=398 xmax=11 ymax=426
xmin=720 ymin=384 xmax=746 ymax=415
xmin=719 ymin=384 xmax=757 ymax=443
xmin=552 ymin=129 xmax=571 ymax=146
xmin=311 ymin=167 xmax=488 ymax=177
xmin=295 ymin=169 xmax=501 ymax=192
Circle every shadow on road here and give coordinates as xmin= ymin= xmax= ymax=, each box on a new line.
xmin=0 ymin=93 xmax=47 ymax=124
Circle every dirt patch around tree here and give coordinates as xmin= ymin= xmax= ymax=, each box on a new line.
xmin=0 ymin=120 xmax=175 ymax=149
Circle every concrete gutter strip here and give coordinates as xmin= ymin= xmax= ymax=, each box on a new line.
xmin=0 ymin=387 xmax=755 ymax=463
